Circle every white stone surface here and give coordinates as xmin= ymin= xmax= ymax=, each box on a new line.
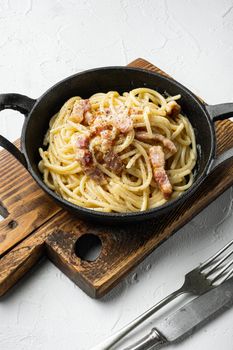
xmin=0 ymin=0 xmax=233 ymax=349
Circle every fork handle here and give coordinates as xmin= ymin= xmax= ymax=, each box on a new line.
xmin=90 ymin=288 xmax=183 ymax=350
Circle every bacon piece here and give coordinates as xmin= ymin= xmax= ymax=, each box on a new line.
xmin=85 ymin=167 xmax=106 ymax=184
xmin=76 ymin=134 xmax=105 ymax=184
xmin=166 ymin=101 xmax=181 ymax=118
xmin=83 ymin=99 xmax=91 ymax=112
xmin=99 ymin=127 xmax=118 ymax=153
xmin=100 ymin=130 xmax=113 ymax=153
xmin=149 ymin=146 xmax=172 ymax=198
xmin=84 ymin=111 xmax=95 ymax=125
xmin=90 ymin=127 xmax=118 ymax=169
xmin=114 ymin=112 xmax=133 ymax=133
xmin=103 ymin=150 xmax=124 ymax=175
xmin=136 ymin=131 xmax=177 ymax=154
xmin=90 ymin=107 xmax=133 ymax=135
xmin=76 ymin=134 xmax=90 ymax=149
xmin=76 ymin=149 xmax=93 ymax=168
xmin=70 ymin=99 xmax=91 ymax=123
xmin=90 ymin=114 xmax=110 ymax=134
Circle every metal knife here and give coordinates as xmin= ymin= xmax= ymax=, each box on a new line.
xmin=124 ymin=277 xmax=233 ymax=350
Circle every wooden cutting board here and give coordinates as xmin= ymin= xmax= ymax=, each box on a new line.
xmin=1 ymin=58 xmax=233 ymax=298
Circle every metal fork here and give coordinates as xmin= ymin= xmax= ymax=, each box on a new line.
xmin=90 ymin=238 xmax=233 ymax=350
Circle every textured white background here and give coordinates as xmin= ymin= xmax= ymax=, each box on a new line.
xmin=0 ymin=0 xmax=233 ymax=349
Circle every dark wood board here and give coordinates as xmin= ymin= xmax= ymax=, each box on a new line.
xmin=1 ymin=58 xmax=233 ymax=298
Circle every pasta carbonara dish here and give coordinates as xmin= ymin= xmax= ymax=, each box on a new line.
xmin=38 ymin=88 xmax=197 ymax=212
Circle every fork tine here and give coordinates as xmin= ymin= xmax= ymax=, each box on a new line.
xmin=203 ymin=249 xmax=233 ymax=277
xmin=216 ymin=266 xmax=233 ymax=285
xmin=210 ymin=258 xmax=233 ymax=284
xmin=200 ymin=238 xmax=233 ymax=269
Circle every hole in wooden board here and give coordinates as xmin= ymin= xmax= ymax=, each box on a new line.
xmin=75 ymin=233 xmax=102 ymax=262
xmin=7 ymin=220 xmax=18 ymax=229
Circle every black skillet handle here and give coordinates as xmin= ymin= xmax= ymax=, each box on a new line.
xmin=0 ymin=93 xmax=36 ymax=169
xmin=206 ymin=103 xmax=233 ymax=173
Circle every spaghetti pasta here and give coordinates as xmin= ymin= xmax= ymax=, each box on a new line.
xmin=38 ymin=88 xmax=197 ymax=212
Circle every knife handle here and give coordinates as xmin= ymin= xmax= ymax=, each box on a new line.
xmin=123 ymin=328 xmax=166 ymax=350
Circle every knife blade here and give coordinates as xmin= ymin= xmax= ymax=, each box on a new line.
xmin=124 ymin=276 xmax=233 ymax=350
